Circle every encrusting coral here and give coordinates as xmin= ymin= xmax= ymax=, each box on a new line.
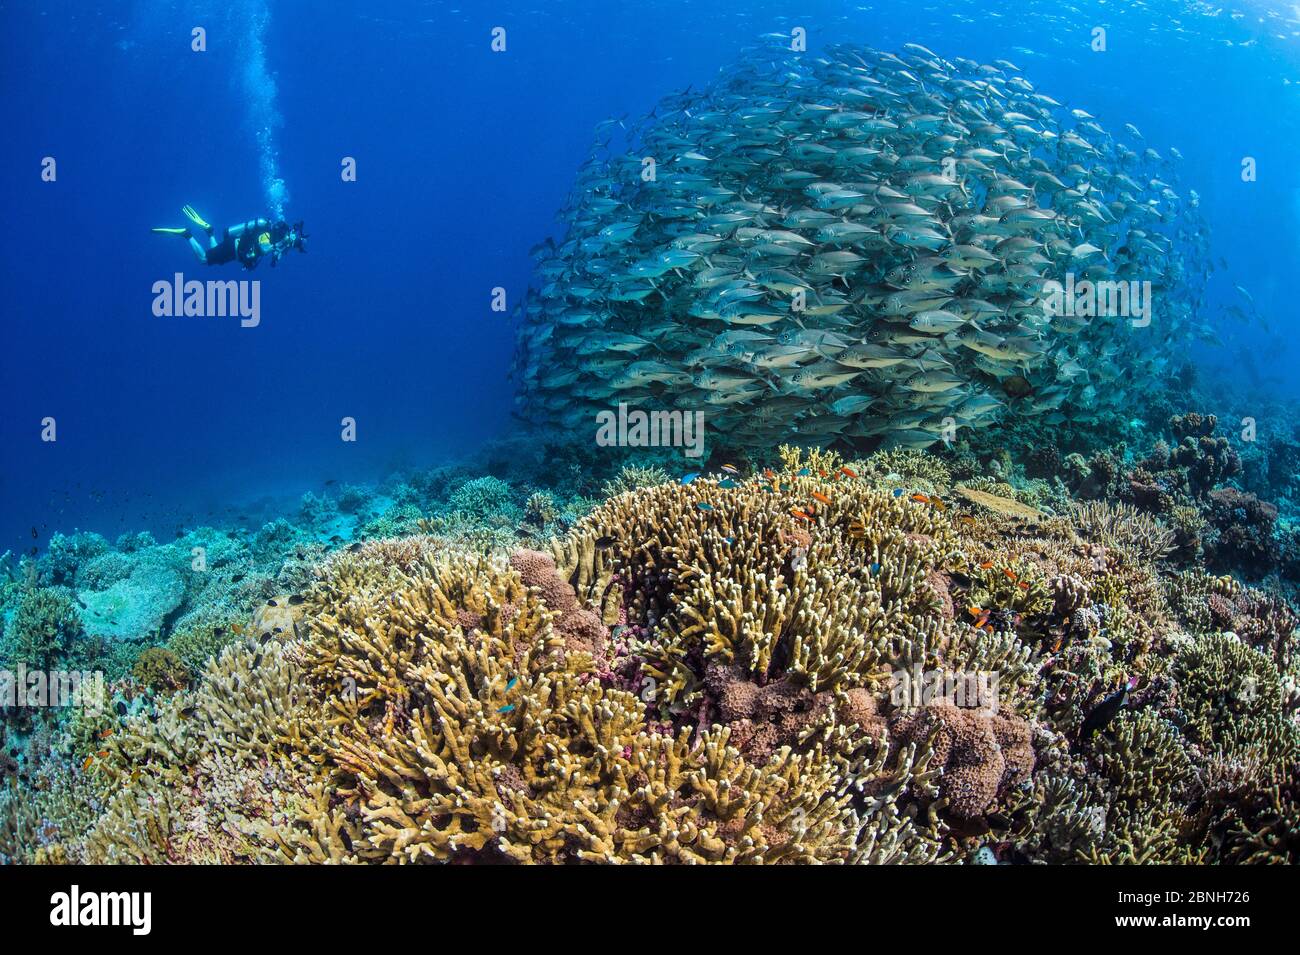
xmin=3 ymin=446 xmax=1298 ymax=865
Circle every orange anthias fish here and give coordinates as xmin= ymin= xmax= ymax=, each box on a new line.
xmin=764 ymin=468 xmax=776 ymax=479
xmin=839 ymin=466 xmax=858 ymax=478
xmin=979 ymin=560 xmax=995 ymax=570
xmin=99 ymin=728 xmax=114 ymax=740
xmin=811 ymin=491 xmax=832 ymax=505
xmin=910 ymin=493 xmax=930 ymax=504
xmin=958 ymin=514 xmax=976 ymax=525
xmin=1017 ymin=581 xmax=1030 ymax=591
xmin=82 ymin=756 xmax=95 ymax=771
xmin=1003 ymin=568 xmax=1018 ymax=582
xmin=790 ymin=508 xmax=812 ymax=522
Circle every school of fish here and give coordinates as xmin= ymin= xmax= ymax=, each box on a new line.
xmin=512 ymin=41 xmax=1213 ymax=449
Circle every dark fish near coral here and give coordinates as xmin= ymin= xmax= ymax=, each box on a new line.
xmin=1001 ymin=376 xmax=1034 ymax=399
xmin=594 ymin=535 xmax=616 ymax=550
xmin=1080 ymin=684 xmax=1130 ymax=740
xmin=288 ymin=594 xmax=305 ymax=606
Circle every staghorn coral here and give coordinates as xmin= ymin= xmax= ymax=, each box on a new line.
xmin=302 ymin=550 xmax=859 ymax=863
xmin=565 ymin=473 xmax=960 ymax=706
xmin=1073 ymin=501 xmax=1176 ymax=562
xmin=76 ymin=638 xmax=325 ymax=864
xmin=1205 ymin=586 xmax=1299 ymax=674
xmin=600 ymin=463 xmax=670 ymax=499
xmin=854 ymin=447 xmax=952 ymax=492
xmin=776 ymin=444 xmax=844 ymax=476
xmin=1212 ymin=778 xmax=1300 ymax=864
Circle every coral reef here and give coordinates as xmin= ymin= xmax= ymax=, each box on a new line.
xmin=3 ymin=440 xmax=1298 ymax=865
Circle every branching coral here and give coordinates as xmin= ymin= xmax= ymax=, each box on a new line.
xmin=9 ymin=445 xmax=1300 ymax=866
xmin=302 ymin=551 xmax=859 ymax=863
xmin=1073 ymin=501 xmax=1176 ymax=562
xmin=1 ymin=587 xmax=89 ymax=671
xmin=1170 ymin=632 xmax=1298 ymax=769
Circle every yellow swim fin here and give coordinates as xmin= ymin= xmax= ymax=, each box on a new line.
xmin=151 ymin=227 xmax=188 ymax=235
xmin=181 ymin=205 xmax=212 ymax=231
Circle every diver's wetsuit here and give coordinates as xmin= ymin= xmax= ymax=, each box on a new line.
xmin=203 ymin=222 xmax=267 ymax=269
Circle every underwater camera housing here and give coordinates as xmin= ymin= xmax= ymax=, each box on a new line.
xmin=270 ymin=219 xmax=308 ymax=266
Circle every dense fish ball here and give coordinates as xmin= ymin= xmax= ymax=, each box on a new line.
xmin=514 ymin=42 xmax=1211 ymax=449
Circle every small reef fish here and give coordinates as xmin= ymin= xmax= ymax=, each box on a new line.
xmin=1080 ymin=684 xmax=1130 ymax=740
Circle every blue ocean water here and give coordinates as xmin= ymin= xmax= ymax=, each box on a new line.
xmin=3 ymin=0 xmax=1299 ymax=553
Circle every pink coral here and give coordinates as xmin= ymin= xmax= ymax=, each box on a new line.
xmin=888 ymin=702 xmax=1035 ymax=819
xmin=509 ymin=550 xmax=606 ymax=656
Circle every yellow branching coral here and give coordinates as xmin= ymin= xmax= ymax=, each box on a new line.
xmin=82 ymin=639 xmax=328 ymax=864
xmin=302 ymin=551 xmax=859 ymax=863
xmin=563 ymin=475 xmax=963 ymax=704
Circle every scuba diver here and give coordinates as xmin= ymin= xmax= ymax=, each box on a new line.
xmin=152 ymin=205 xmax=306 ymax=269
